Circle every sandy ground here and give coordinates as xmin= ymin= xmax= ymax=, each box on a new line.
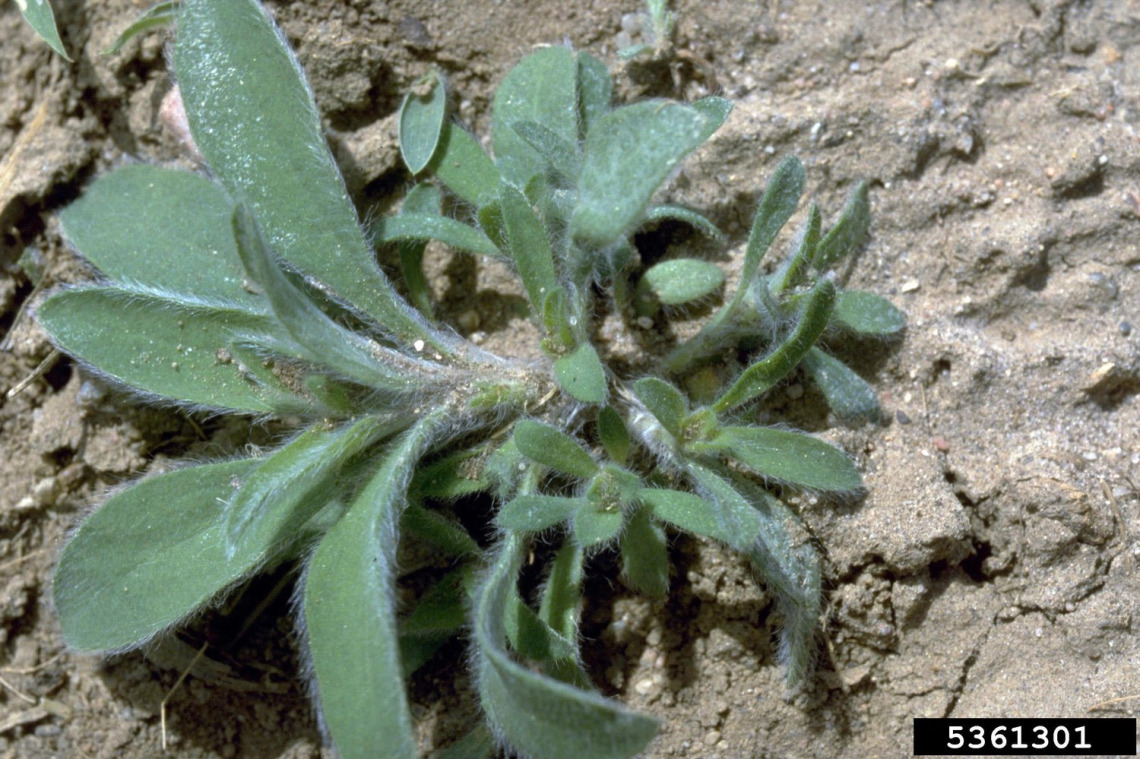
xmin=0 ymin=1 xmax=1137 ymax=757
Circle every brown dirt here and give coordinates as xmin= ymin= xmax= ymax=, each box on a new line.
xmin=1 ymin=1 xmax=1138 ymax=757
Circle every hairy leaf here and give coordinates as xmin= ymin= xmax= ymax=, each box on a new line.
xmin=620 ymin=505 xmax=669 ymax=597
xmin=303 ymin=413 xmax=444 ymax=759
xmin=802 ymin=347 xmax=881 ymax=422
xmin=696 ymin=425 xmax=862 ymax=493
xmin=399 ymin=71 xmax=447 ymax=174
xmin=514 ymin=420 xmax=598 ymax=479
xmin=394 ymin=183 xmax=442 ymax=318
xmin=500 ymin=182 xmax=560 ymax=311
xmin=576 ymin=51 xmax=612 ymax=137
xmin=374 ymin=213 xmax=502 ymax=259
xmin=54 ymin=459 xmax=260 ymax=651
xmin=18 ymin=0 xmax=70 ymax=59
xmin=573 ymin=507 xmax=623 ymax=547
xmin=572 ymin=101 xmax=709 ymax=248
xmin=496 ymin=494 xmax=583 ymax=533
xmin=428 ymin=122 xmax=501 ymax=208
xmin=105 ymin=1 xmax=178 ymax=55
xmin=831 ymin=291 xmax=905 ymax=335
xmin=554 ymin=343 xmax=608 ymax=404
xmin=769 ymin=202 xmax=821 ymax=295
xmin=813 ymin=180 xmax=870 ymax=270
xmin=596 ymin=406 xmax=631 ymax=466
xmin=639 ymin=258 xmax=724 ymax=306
xmin=644 ymin=204 xmax=725 ymax=242
xmin=633 ymin=376 xmax=688 ymax=438
xmin=474 ymin=536 xmax=659 ymax=759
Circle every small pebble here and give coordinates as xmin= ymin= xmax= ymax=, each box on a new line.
xmin=1121 ymin=321 xmax=1132 ymax=337
xmin=704 ymin=730 xmax=722 ymax=747
xmin=785 ymin=383 xmax=804 ymax=400
xmin=896 ymin=410 xmax=911 ymax=424
xmin=636 ymin=316 xmax=655 ymax=330
xmin=932 ymin=436 xmax=950 ymax=452
xmin=900 ymin=278 xmax=920 ymax=293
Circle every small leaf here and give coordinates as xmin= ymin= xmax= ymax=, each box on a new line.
xmin=500 ymin=182 xmax=560 ymax=312
xmin=554 ymin=343 xmax=608 ymax=404
xmin=495 ymin=495 xmax=584 ymax=533
xmin=175 ymin=0 xmax=437 ymax=350
xmin=538 ymin=541 xmax=584 ymax=644
xmin=303 ymin=413 xmax=444 ymax=759
xmin=59 ymin=165 xmax=264 ymax=310
xmin=400 ymin=566 xmax=471 ymax=675
xmin=639 ymin=258 xmax=724 ymax=306
xmin=640 ymin=487 xmax=757 ymax=547
xmin=511 ymin=120 xmax=581 ymax=183
xmin=831 ymin=290 xmax=905 ymax=335
xmin=769 ymin=202 xmax=821 ymax=295
xmin=576 ymin=51 xmax=612 ymax=137
xmin=491 ymin=46 xmax=579 ymax=188
xmin=104 ymin=1 xmax=178 ymax=55
xmin=225 ymin=416 xmax=393 ymax=559
xmin=690 ymin=96 xmax=732 ymax=142
xmin=394 ymin=183 xmax=442 ymax=318
xmin=697 ymin=425 xmax=862 ymax=493
xmin=801 ymin=347 xmax=881 ymax=422
xmin=373 ymin=213 xmax=502 ymax=259
xmin=573 ymin=507 xmax=623 ymax=547
xmin=713 ymin=278 xmax=836 ymax=413
xmin=399 ymin=71 xmax=447 ymax=174
xmin=724 ymin=154 xmax=805 ymax=314
xmin=37 ymin=286 xmax=297 ymax=413
xmin=54 ymin=459 xmax=261 ymax=651
xmin=428 ymin=122 xmax=501 ymax=208
xmin=596 ymin=406 xmax=631 ymax=466
xmin=632 ymin=377 xmax=688 ymax=437
xmin=402 ymin=503 xmax=480 ymax=558
xmin=813 ymin=180 xmax=870 ymax=270
xmin=644 ymin=204 xmax=725 ymax=242
xmin=17 ymin=0 xmax=70 ymax=59
xmin=620 ymin=505 xmax=669 ymax=598
xmin=409 ymin=448 xmax=489 ymax=500
xmin=513 ymin=420 xmax=598 ymax=479
xmin=572 ymin=101 xmax=709 ymax=248
xmin=474 ymin=536 xmax=659 ymax=759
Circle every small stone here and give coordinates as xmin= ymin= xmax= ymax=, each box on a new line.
xmin=896 ymin=410 xmax=911 ymax=425
xmin=634 ymin=677 xmax=655 ymax=696
xmin=785 ymin=383 xmax=804 ymax=400
xmin=1121 ymin=322 xmax=1132 ymax=337
xmin=636 ymin=316 xmax=655 ymax=330
xmin=900 ymin=278 xmax=920 ymax=293
xmin=703 ymin=730 xmax=722 ymax=747
xmin=932 ymin=436 xmax=950 ymax=452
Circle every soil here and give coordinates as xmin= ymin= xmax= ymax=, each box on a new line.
xmin=1 ymin=1 xmax=1138 ymax=758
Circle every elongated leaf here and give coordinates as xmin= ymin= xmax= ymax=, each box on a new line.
xmin=725 ymin=154 xmax=804 ymax=313
xmin=59 ymin=165 xmax=264 ymax=310
xmin=691 ymin=96 xmax=732 ymax=142
xmin=576 ymin=51 xmax=612 ymax=137
xmin=230 ymin=205 xmax=425 ymax=393
xmin=54 ymin=459 xmax=261 ymax=652
xmin=696 ymin=425 xmax=862 ymax=493
xmin=399 ymin=565 xmax=471 ymax=675
xmin=632 ymin=377 xmax=687 ymax=437
xmin=175 ymin=0 xmax=438 ymax=349
xmin=104 ymin=1 xmax=178 ymax=55
xmin=712 ymin=278 xmax=835 ymax=412
xmin=639 ymin=258 xmax=724 ymax=306
xmin=640 ymin=487 xmax=758 ymax=547
xmin=373 ymin=213 xmax=502 ymax=259
xmin=18 ymin=0 xmax=70 ymax=59
xmin=572 ymin=101 xmax=709 ymax=248
xmin=399 ymin=71 xmax=447 ymax=174
xmin=428 ymin=123 xmax=501 ymax=208
xmin=620 ymin=505 xmax=669 ymax=598
xmin=492 ymin=46 xmax=579 ymax=188
xmin=801 ymin=347 xmax=881 ymax=422
xmin=573 ymin=507 xmax=623 ymax=547
xmin=474 ymin=536 xmax=659 ymax=759
xmin=38 ymin=286 xmax=296 ymax=413
xmin=644 ymin=204 xmax=725 ymax=241
xmin=554 ymin=343 xmax=608 ymax=404
xmin=303 ymin=413 xmax=444 ymax=759
xmin=496 ymin=494 xmax=583 ymax=533
xmin=539 ymin=541 xmax=584 ymax=642
xmin=512 ymin=120 xmax=581 ymax=182
xmin=500 ymin=181 xmax=560 ymax=312
xmin=769 ymin=202 xmax=821 ymax=295
xmin=513 ymin=420 xmax=598 ymax=479
xmin=402 ymin=503 xmax=480 ymax=557
xmin=813 ymin=180 xmax=870 ymax=270
xmin=596 ymin=406 xmax=631 ymax=466
xmin=831 ymin=290 xmax=905 ymax=335
xmin=394 ymin=183 xmax=442 ymax=318
xmin=225 ymin=416 xmax=393 ymax=558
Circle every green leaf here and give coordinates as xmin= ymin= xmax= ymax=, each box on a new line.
xmin=402 ymin=503 xmax=481 ymax=558
xmin=500 ymin=182 xmax=561 ymax=311
xmin=394 ymin=183 xmax=442 ymax=318
xmin=513 ymin=420 xmax=598 ymax=479
xmin=572 ymin=101 xmax=709 ymax=248
xmin=640 ymin=487 xmax=757 ymax=547
xmin=724 ymin=154 xmax=805 ymax=314
xmin=104 ymin=1 xmax=178 ymax=55
xmin=428 ymin=122 xmax=501 ymax=208
xmin=801 ymin=347 xmax=881 ymax=422
xmin=511 ymin=120 xmax=581 ymax=182
xmin=53 ymin=459 xmax=261 ymax=651
xmin=769 ymin=202 xmax=821 ymax=295
xmin=17 ymin=0 xmax=70 ymax=59
xmin=495 ymin=495 xmax=583 ymax=533
xmin=230 ymin=205 xmax=425 ymax=392
xmin=303 ymin=413 xmax=444 ymax=759
xmin=225 ymin=416 xmax=393 ymax=559
xmin=691 ymin=96 xmax=733 ymax=142
xmin=554 ymin=343 xmax=608 ymax=404
xmin=399 ymin=71 xmax=447 ymax=174
xmin=576 ymin=51 xmax=612 ymax=137
xmin=409 ymin=448 xmax=489 ymax=500
xmin=813 ymin=180 xmax=870 ymax=270
xmin=491 ymin=46 xmax=579 ymax=188
xmin=474 ymin=536 xmax=659 ymax=759
xmin=437 ymin=727 xmax=495 ymax=759
xmin=697 ymin=425 xmax=862 ymax=493
xmin=37 ymin=286 xmax=296 ymax=413
xmin=538 ymin=541 xmax=584 ymax=643
xmin=632 ymin=377 xmax=688 ymax=437
xmin=400 ymin=565 xmax=471 ymax=675
xmin=596 ymin=406 xmax=631 ymax=466
xmin=175 ymin=0 xmax=438 ymax=350
xmin=59 ymin=165 xmax=264 ymax=310
xmin=373 ymin=213 xmax=502 ymax=259
xmin=573 ymin=507 xmax=623 ymax=547
xmin=712 ymin=278 xmax=836 ymax=413
xmin=620 ymin=505 xmax=669 ymax=598
xmin=831 ymin=290 xmax=905 ymax=335
xmin=644 ymin=204 xmax=725 ymax=242
xmin=639 ymin=258 xmax=724 ymax=306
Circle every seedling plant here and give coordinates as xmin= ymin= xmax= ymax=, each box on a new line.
xmin=39 ymin=1 xmax=904 ymax=757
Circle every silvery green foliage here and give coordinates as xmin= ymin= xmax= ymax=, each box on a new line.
xmin=39 ymin=1 xmax=902 ymax=757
